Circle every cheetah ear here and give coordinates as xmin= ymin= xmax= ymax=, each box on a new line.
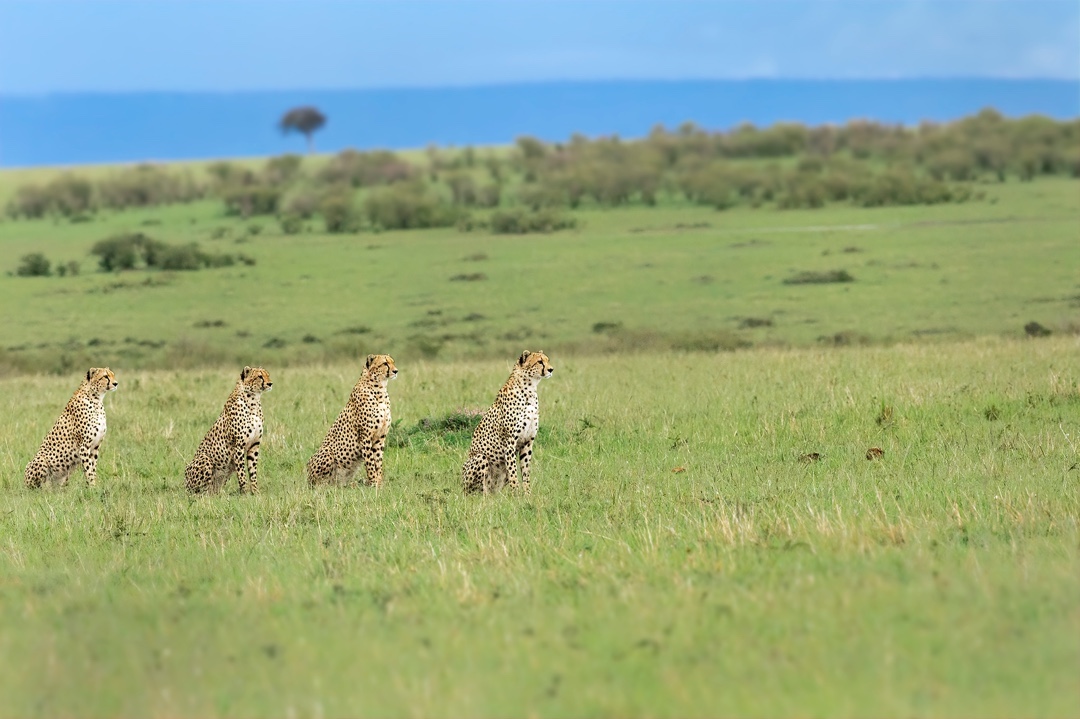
xmin=366 ymin=354 xmax=376 ymax=369
xmin=241 ymin=366 xmax=252 ymax=380
xmin=86 ymin=368 xmax=95 ymax=381
xmin=518 ymin=351 xmax=531 ymax=366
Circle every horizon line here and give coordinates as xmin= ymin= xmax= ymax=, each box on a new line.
xmin=2 ymin=76 xmax=1078 ymax=99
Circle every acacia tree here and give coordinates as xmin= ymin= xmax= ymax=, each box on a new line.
xmin=279 ymin=106 xmax=327 ymax=155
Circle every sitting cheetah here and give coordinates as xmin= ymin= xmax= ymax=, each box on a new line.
xmin=185 ymin=366 xmax=272 ymax=494
xmin=307 ymin=354 xmax=398 ymax=487
xmin=25 ymin=367 xmax=118 ymax=488
xmin=462 ymin=350 xmax=554 ymax=495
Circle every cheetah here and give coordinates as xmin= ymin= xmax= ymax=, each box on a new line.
xmin=25 ymin=367 xmax=118 ymax=488
xmin=307 ymin=354 xmax=398 ymax=487
xmin=184 ymin=366 xmax=272 ymax=494
xmin=462 ymin=350 xmax=554 ymax=495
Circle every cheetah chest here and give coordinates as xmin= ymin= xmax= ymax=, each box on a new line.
xmin=245 ymin=414 xmax=263 ymax=448
xmin=80 ymin=401 xmax=107 ymax=447
xmin=89 ymin=413 xmax=107 ymax=447
xmin=233 ymin=397 xmax=262 ymax=449
xmin=515 ymin=397 xmax=540 ymax=444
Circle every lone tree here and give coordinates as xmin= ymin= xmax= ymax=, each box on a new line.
xmin=279 ymin=106 xmax=327 ymax=155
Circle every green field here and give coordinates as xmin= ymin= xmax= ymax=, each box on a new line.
xmin=0 ymin=157 xmax=1078 ymax=717
xmin=1 ymin=176 xmax=1078 ymax=375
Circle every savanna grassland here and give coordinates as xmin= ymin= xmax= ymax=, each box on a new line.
xmin=1 ymin=113 xmax=1079 ymax=717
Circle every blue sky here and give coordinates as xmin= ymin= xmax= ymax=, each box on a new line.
xmin=0 ymin=1 xmax=1077 ymax=94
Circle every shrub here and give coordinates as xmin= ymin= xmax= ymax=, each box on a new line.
xmin=476 ymin=184 xmax=502 ymax=208
xmin=207 ymin=161 xmax=255 ymax=188
xmin=318 ymin=149 xmax=415 ymax=187
xmin=155 ymin=244 xmax=204 ymax=271
xmin=516 ymin=183 xmax=566 ymax=210
xmin=489 ymin=208 xmax=576 ymax=234
xmin=16 ymin=253 xmax=51 ymax=277
xmin=223 ymin=186 xmax=281 ymax=217
xmin=279 ymin=213 xmax=304 ymax=235
xmin=320 ymin=192 xmax=362 ymax=233
xmin=263 ymin=154 xmax=303 ymax=185
xmin=91 ymin=232 xmax=235 ymax=271
xmin=777 ymin=173 xmax=827 ymax=209
xmin=516 ymin=136 xmax=547 ymax=161
xmin=783 ymin=270 xmax=855 ymax=285
xmin=45 ymin=174 xmax=95 ymax=216
xmin=445 ymin=172 xmax=478 ymax=206
xmin=363 ymin=183 xmax=460 ymax=230
xmin=283 ymin=190 xmax=320 ymax=219
xmin=6 ymin=174 xmax=95 ymax=219
xmin=97 ymin=165 xmax=204 ymax=209
xmin=55 ymin=261 xmax=81 ymax=277
xmin=91 ymin=233 xmax=146 ymax=271
xmin=6 ymin=185 xmax=52 ymax=219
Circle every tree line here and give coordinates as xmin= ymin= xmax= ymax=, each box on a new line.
xmin=6 ymin=108 xmax=1077 ymax=232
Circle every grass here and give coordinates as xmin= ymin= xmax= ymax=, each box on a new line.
xmin=0 ymin=339 xmax=1078 ymax=716
xmin=0 ymin=158 xmax=1078 ymax=716
xmin=0 ymin=177 xmax=1078 ymax=375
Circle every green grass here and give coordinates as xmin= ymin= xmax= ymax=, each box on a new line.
xmin=0 ymin=158 xmax=1078 ymax=716
xmin=1 ymin=177 xmax=1078 ymax=375
xmin=0 ymin=340 xmax=1078 ymax=717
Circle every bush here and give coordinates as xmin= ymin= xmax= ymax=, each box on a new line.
xmin=320 ymin=192 xmax=362 ymax=233
xmin=477 ymin=184 xmax=502 ymax=208
xmin=6 ymin=174 xmax=95 ymax=219
xmin=853 ymin=171 xmax=956 ymax=207
xmin=91 ymin=232 xmax=236 ymax=272
xmin=263 ymin=154 xmax=303 ymax=185
xmin=223 ymin=186 xmax=281 ymax=217
xmin=6 ymin=185 xmax=52 ymax=219
xmin=283 ymin=190 xmax=320 ymax=219
xmin=91 ymin=233 xmax=146 ymax=271
xmin=489 ymin=208 xmax=576 ymax=234
xmin=363 ymin=183 xmax=460 ymax=230
xmin=318 ymin=149 xmax=415 ymax=187
xmin=207 ymin=161 xmax=255 ymax=188
xmin=55 ymin=261 xmax=81 ymax=277
xmin=97 ymin=165 xmax=204 ymax=209
xmin=783 ymin=269 xmax=855 ymax=285
xmin=516 ymin=183 xmax=566 ymax=210
xmin=279 ymin=213 xmax=304 ymax=234
xmin=16 ymin=253 xmax=51 ymax=277
xmin=445 ymin=172 xmax=478 ymax=206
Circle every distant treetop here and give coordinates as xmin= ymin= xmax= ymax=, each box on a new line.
xmin=279 ymin=106 xmax=327 ymax=154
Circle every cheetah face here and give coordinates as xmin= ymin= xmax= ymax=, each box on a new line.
xmin=86 ymin=367 xmax=119 ymax=392
xmin=518 ymin=351 xmax=555 ymax=379
xmin=240 ymin=366 xmax=273 ymax=392
xmin=366 ymin=354 xmax=399 ymax=381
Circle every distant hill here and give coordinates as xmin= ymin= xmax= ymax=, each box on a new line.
xmin=1 ymin=79 xmax=1077 ymax=168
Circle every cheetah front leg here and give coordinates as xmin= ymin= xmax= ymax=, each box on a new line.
xmin=504 ymin=445 xmax=520 ymax=491
xmin=361 ymin=435 xmax=386 ymax=487
xmin=245 ymin=442 xmax=261 ymax=494
xmin=233 ymin=445 xmax=249 ymax=493
xmin=80 ymin=444 xmax=99 ymax=487
xmin=517 ymin=438 xmax=534 ymax=495
xmin=24 ymin=460 xmax=47 ymax=489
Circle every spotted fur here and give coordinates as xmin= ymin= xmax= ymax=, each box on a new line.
xmin=308 ymin=354 xmax=398 ymax=487
xmin=184 ymin=366 xmax=272 ymax=494
xmin=462 ymin=350 xmax=554 ymax=495
xmin=25 ymin=367 xmax=118 ymax=488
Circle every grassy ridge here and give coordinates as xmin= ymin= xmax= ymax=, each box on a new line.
xmin=1 ymin=339 xmax=1078 ymax=716
xmin=1 ymin=178 xmax=1077 ymax=376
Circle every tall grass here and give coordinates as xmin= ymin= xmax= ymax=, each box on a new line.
xmin=0 ymin=339 xmax=1077 ymax=716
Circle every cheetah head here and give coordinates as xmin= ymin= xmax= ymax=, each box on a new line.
xmin=86 ymin=367 xmax=119 ymax=393
xmin=240 ymin=366 xmax=273 ymax=393
xmin=366 ymin=354 xmax=399 ymax=381
xmin=518 ymin=351 xmax=554 ymax=380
